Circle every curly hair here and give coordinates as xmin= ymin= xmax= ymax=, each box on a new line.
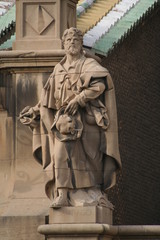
xmin=62 ymin=27 xmax=83 ymax=46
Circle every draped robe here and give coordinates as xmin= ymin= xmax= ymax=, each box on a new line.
xmin=31 ymin=55 xmax=121 ymax=197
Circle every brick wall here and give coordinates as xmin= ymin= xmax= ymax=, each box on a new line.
xmin=102 ymin=5 xmax=160 ymax=225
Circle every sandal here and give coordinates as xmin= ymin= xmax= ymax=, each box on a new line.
xmin=50 ymin=195 xmax=69 ymax=209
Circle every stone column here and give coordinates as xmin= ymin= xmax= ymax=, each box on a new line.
xmin=13 ymin=0 xmax=78 ymax=50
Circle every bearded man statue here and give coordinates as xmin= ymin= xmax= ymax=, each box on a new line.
xmin=20 ymin=27 xmax=121 ymax=209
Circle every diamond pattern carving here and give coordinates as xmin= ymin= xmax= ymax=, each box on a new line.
xmin=26 ymin=5 xmax=55 ymax=35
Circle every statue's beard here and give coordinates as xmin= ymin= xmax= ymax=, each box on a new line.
xmin=67 ymin=46 xmax=81 ymax=55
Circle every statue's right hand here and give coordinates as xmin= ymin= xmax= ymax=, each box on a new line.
xmin=19 ymin=106 xmax=39 ymax=128
xmin=19 ymin=106 xmax=33 ymax=118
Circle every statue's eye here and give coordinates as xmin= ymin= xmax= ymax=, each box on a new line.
xmin=73 ymin=38 xmax=78 ymax=42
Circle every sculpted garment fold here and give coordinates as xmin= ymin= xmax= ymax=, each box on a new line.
xmin=31 ymin=55 xmax=121 ymax=197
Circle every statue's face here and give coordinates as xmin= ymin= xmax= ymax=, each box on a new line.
xmin=64 ymin=33 xmax=82 ymax=56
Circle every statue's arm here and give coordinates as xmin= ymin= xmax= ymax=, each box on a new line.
xmin=32 ymin=101 xmax=41 ymax=115
xmin=19 ymin=101 xmax=41 ymax=129
xmin=75 ymin=78 xmax=106 ymax=107
xmin=20 ymin=101 xmax=40 ymax=117
xmin=65 ymin=78 xmax=105 ymax=115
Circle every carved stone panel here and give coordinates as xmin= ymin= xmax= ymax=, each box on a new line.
xmin=24 ymin=3 xmax=56 ymax=37
xmin=13 ymin=0 xmax=78 ymax=50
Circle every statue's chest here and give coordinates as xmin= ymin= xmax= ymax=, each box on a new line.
xmin=54 ymin=72 xmax=82 ymax=99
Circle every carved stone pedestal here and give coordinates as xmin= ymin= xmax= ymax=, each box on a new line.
xmin=13 ymin=0 xmax=78 ymax=50
xmin=49 ymin=206 xmax=112 ymax=224
xmin=38 ymin=206 xmax=113 ymax=240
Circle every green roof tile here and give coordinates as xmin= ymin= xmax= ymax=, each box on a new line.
xmin=0 ymin=34 xmax=15 ymax=50
xmin=0 ymin=5 xmax=15 ymax=31
xmin=93 ymin=0 xmax=159 ymax=56
xmin=0 ymin=5 xmax=15 ymax=46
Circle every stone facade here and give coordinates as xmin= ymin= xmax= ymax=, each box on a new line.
xmin=0 ymin=57 xmax=58 ymax=239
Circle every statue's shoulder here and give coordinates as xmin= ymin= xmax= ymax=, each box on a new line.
xmin=82 ymin=57 xmax=99 ymax=70
xmin=47 ymin=63 xmax=63 ymax=82
xmin=84 ymin=57 xmax=98 ymax=64
xmin=83 ymin=57 xmax=108 ymax=73
xmin=53 ymin=55 xmax=67 ymax=73
xmin=53 ymin=62 xmax=62 ymax=72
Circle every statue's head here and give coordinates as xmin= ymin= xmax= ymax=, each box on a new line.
xmin=62 ymin=27 xmax=83 ymax=55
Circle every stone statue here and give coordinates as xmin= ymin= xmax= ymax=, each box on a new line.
xmin=19 ymin=27 xmax=121 ymax=209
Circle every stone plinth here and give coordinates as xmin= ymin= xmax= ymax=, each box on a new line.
xmin=38 ymin=206 xmax=113 ymax=239
xmin=49 ymin=206 xmax=112 ymax=224
xmin=13 ymin=0 xmax=78 ymax=50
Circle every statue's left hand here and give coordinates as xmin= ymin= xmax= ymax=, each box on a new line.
xmin=64 ymin=98 xmax=78 ymax=115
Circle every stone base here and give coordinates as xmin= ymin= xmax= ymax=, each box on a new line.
xmin=49 ymin=206 xmax=112 ymax=224
xmin=38 ymin=206 xmax=113 ymax=239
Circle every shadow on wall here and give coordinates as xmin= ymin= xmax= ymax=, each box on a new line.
xmin=17 ymin=73 xmax=38 ymax=114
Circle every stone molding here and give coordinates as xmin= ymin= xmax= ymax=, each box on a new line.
xmin=0 ymin=50 xmax=65 ymax=69
xmin=38 ymin=224 xmax=160 ymax=239
xmin=0 ymin=49 xmax=101 ymax=69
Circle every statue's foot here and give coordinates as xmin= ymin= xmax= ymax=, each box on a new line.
xmin=50 ymin=195 xmax=69 ymax=209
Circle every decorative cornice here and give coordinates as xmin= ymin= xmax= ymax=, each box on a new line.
xmin=0 ymin=50 xmax=65 ymax=69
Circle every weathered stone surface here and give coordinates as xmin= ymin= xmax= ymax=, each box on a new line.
xmin=0 ymin=216 xmax=45 ymax=240
xmin=38 ymin=223 xmax=113 ymax=240
xmin=0 ymin=70 xmax=53 ymax=239
xmin=46 ymin=236 xmax=111 ymax=240
xmin=38 ymin=223 xmax=160 ymax=240
xmin=49 ymin=206 xmax=112 ymax=224
xmin=0 ymin=112 xmax=14 ymax=216
xmin=0 ymin=112 xmax=13 ymax=161
xmin=3 ymin=198 xmax=50 ymax=217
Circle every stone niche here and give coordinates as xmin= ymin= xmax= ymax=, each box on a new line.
xmin=13 ymin=0 xmax=78 ymax=50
